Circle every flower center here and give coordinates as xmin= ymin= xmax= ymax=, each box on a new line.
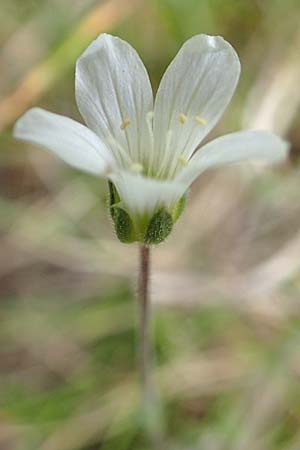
xmin=156 ymin=112 xmax=207 ymax=179
xmin=110 ymin=111 xmax=207 ymax=179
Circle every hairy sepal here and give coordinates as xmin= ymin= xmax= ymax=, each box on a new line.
xmin=108 ymin=181 xmax=135 ymax=243
xmin=144 ymin=209 xmax=173 ymax=245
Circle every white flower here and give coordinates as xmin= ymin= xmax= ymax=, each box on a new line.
xmin=14 ymin=34 xmax=288 ymax=242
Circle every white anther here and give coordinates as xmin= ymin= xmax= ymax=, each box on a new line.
xmin=195 ymin=116 xmax=207 ymax=126
xmin=178 ymin=113 xmax=187 ymax=124
xmin=120 ymin=118 xmax=131 ymax=130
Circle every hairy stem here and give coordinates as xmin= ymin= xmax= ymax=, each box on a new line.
xmin=138 ymin=244 xmax=152 ymax=407
xmin=137 ymin=245 xmax=164 ymax=447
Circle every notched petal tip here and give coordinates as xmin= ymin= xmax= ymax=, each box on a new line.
xmin=183 ymin=34 xmax=241 ymax=82
xmin=153 ymin=32 xmax=241 ymax=169
xmin=181 ymin=33 xmax=239 ymax=57
xmin=76 ymin=33 xmax=118 ymax=62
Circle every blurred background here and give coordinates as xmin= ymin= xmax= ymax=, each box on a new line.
xmin=1 ymin=0 xmax=300 ymax=449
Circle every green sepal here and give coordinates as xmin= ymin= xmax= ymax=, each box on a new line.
xmin=108 ymin=181 xmax=120 ymax=210
xmin=144 ymin=209 xmax=173 ymax=245
xmin=172 ymin=193 xmax=187 ymax=223
xmin=111 ymin=205 xmax=136 ymax=243
xmin=108 ymin=181 xmax=135 ymax=243
xmin=108 ymin=181 xmax=185 ymax=245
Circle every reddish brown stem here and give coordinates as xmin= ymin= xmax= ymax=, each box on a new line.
xmin=138 ymin=244 xmax=151 ymax=404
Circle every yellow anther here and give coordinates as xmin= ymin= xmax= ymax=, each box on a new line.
xmin=147 ymin=111 xmax=154 ymax=121
xmin=130 ymin=163 xmax=144 ymax=173
xmin=178 ymin=155 xmax=188 ymax=166
xmin=178 ymin=113 xmax=187 ymax=124
xmin=120 ymin=118 xmax=131 ymax=130
xmin=195 ymin=116 xmax=207 ymax=126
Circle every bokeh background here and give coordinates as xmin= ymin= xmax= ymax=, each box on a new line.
xmin=1 ymin=0 xmax=300 ymax=449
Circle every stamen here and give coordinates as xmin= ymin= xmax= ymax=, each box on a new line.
xmin=156 ymin=130 xmax=173 ymax=178
xmin=107 ymin=136 xmax=132 ymax=166
xmin=120 ymin=118 xmax=131 ymax=130
xmin=178 ymin=113 xmax=187 ymax=124
xmin=146 ymin=111 xmax=155 ymax=175
xmin=146 ymin=111 xmax=154 ymax=123
xmin=130 ymin=163 xmax=144 ymax=174
xmin=165 ymin=130 xmax=173 ymax=153
xmin=195 ymin=115 xmax=207 ymax=126
xmin=178 ymin=155 xmax=188 ymax=166
xmin=146 ymin=111 xmax=154 ymax=140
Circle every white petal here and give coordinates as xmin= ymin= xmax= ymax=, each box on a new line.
xmin=176 ymin=130 xmax=289 ymax=185
xmin=76 ymin=34 xmax=153 ymax=165
xmin=110 ymin=171 xmax=186 ymax=217
xmin=153 ymin=34 xmax=240 ymax=177
xmin=13 ymin=108 xmax=112 ymax=175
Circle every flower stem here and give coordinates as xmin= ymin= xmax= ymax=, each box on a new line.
xmin=137 ymin=245 xmax=163 ymax=445
xmin=138 ymin=244 xmax=152 ymax=410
